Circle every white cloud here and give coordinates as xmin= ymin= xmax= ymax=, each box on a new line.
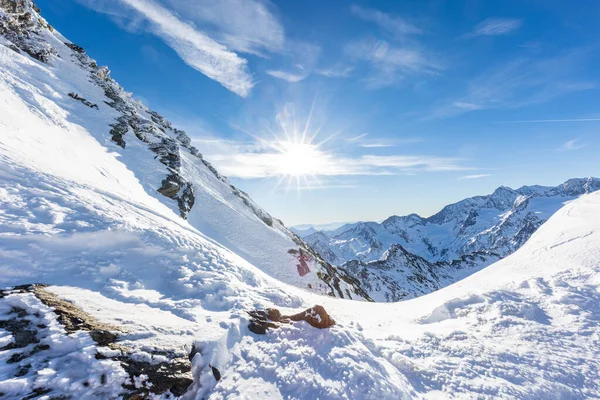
xmin=348 ymin=133 xmax=369 ymax=142
xmin=266 ymin=70 xmax=307 ymax=83
xmin=348 ymin=133 xmax=421 ymax=148
xmin=359 ymin=155 xmax=468 ymax=172
xmin=77 ymin=0 xmax=280 ymax=96
xmin=344 ymin=5 xmax=439 ymax=87
xmin=359 ymin=143 xmax=395 ymax=148
xmin=265 ymin=41 xmax=322 ymax=83
xmin=345 ymin=38 xmax=442 ymax=88
xmin=276 ymin=184 xmax=358 ymax=191
xmin=453 ymin=102 xmax=484 ymax=111
xmin=429 ymin=49 xmax=596 ymax=118
xmin=470 ymin=18 xmax=522 ymax=37
xmin=193 ymin=137 xmax=468 ymax=178
xmin=316 ymin=65 xmax=354 ymax=78
xmin=495 ymin=118 xmax=600 ymax=124
xmin=458 ymin=174 xmax=491 ymax=180
xmin=162 ymin=0 xmax=284 ymax=56
xmin=350 ymin=5 xmax=422 ymax=36
xmin=560 ymin=139 xmax=585 ymax=151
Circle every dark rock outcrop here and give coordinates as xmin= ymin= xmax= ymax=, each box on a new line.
xmin=0 ymin=284 xmax=195 ymax=398
xmin=248 ymin=305 xmax=336 ymax=334
xmin=68 ymin=92 xmax=98 ymax=109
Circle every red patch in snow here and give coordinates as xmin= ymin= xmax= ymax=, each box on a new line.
xmin=296 ymin=250 xmax=311 ymax=276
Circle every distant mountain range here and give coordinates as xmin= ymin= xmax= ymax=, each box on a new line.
xmin=291 ymin=221 xmax=357 ymax=237
xmin=298 ymin=178 xmax=600 ymax=301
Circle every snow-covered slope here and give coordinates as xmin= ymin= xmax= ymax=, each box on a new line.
xmin=1 ymin=2 xmax=600 ymax=398
xmin=2 ymin=148 xmax=599 ymax=398
xmin=304 ymin=178 xmax=600 ymax=300
xmin=0 ymin=0 xmax=369 ymax=301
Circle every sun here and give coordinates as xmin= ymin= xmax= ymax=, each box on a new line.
xmin=274 ymin=140 xmax=324 ymax=177
xmin=234 ymin=100 xmax=342 ymax=192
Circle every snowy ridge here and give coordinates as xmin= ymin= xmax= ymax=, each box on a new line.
xmin=0 ymin=0 xmax=369 ymax=301
xmin=304 ymin=178 xmax=600 ymax=300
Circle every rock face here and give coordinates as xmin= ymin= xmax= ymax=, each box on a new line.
xmin=0 ymin=285 xmax=194 ymax=398
xmin=302 ymin=178 xmax=600 ymax=301
xmin=287 ymin=305 xmax=336 ymax=329
xmin=0 ymin=0 xmax=372 ymax=301
xmin=248 ymin=305 xmax=336 ymax=334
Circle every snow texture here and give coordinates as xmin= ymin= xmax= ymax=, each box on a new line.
xmin=1 ymin=1 xmax=599 ymax=398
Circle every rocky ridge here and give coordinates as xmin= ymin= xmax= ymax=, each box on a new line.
xmin=0 ymin=0 xmax=370 ymax=301
xmin=303 ymin=178 xmax=600 ymax=301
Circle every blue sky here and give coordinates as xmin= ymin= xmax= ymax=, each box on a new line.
xmin=37 ymin=0 xmax=600 ymax=226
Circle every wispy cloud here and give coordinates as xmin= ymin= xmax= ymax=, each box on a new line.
xmin=359 ymin=143 xmax=395 ymax=148
xmin=276 ymin=184 xmax=358 ymax=191
xmin=359 ymin=155 xmax=468 ymax=172
xmin=77 ymin=0 xmax=286 ymax=96
xmin=348 ymin=133 xmax=369 ymax=142
xmin=345 ymin=38 xmax=442 ymax=88
xmin=162 ymin=0 xmax=284 ymax=56
xmin=468 ymin=18 xmax=522 ymax=37
xmin=265 ymin=41 xmax=321 ymax=83
xmin=429 ymin=49 xmax=596 ymax=118
xmin=316 ymin=65 xmax=354 ymax=78
xmin=347 ymin=133 xmax=422 ymax=148
xmin=192 ymin=137 xmax=468 ymax=178
xmin=458 ymin=174 xmax=491 ymax=180
xmin=495 ymin=118 xmax=600 ymax=124
xmin=345 ymin=5 xmax=439 ymax=88
xmin=559 ymin=139 xmax=585 ymax=151
xmin=266 ymin=70 xmax=306 ymax=83
xmin=350 ymin=5 xmax=423 ymax=36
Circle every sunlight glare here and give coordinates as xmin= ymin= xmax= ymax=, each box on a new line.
xmin=276 ymin=140 xmax=324 ymax=177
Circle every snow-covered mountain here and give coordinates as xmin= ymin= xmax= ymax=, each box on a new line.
xmin=304 ymin=178 xmax=600 ymax=301
xmin=1 ymin=1 xmax=600 ymax=398
xmin=0 ymin=0 xmax=369 ymax=301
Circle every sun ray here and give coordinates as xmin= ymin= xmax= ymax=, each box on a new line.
xmin=301 ymin=96 xmax=317 ymax=145
xmin=229 ymin=101 xmax=349 ymax=192
xmin=285 ymin=175 xmax=295 ymax=193
xmin=308 ymin=121 xmax=325 ymax=146
xmin=315 ymin=125 xmax=347 ymax=147
xmin=270 ymin=173 xmax=290 ymax=195
xmin=276 ymin=112 xmax=294 ymax=143
xmin=292 ymin=105 xmax=299 ymax=143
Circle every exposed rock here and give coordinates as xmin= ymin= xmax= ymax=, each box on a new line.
xmin=1 ymin=284 xmax=195 ymax=398
xmin=247 ymin=310 xmax=281 ymax=334
xmin=109 ymin=116 xmax=129 ymax=148
xmin=248 ymin=305 xmax=336 ymax=334
xmin=64 ymin=41 xmax=84 ymax=54
xmin=0 ymin=308 xmax=37 ymax=350
xmin=68 ymin=92 xmax=98 ymax=109
xmin=120 ymin=356 xmax=193 ymax=398
xmin=210 ymin=364 xmax=221 ymax=382
xmin=287 ymin=305 xmax=336 ymax=329
xmin=0 ymin=2 xmax=58 ymax=62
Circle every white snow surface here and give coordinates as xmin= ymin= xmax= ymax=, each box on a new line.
xmin=1 ymin=3 xmax=600 ymax=399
